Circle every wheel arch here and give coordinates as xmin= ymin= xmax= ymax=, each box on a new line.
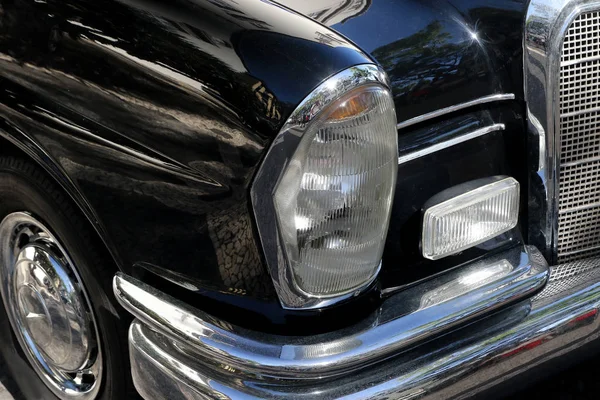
xmin=0 ymin=120 xmax=124 ymax=272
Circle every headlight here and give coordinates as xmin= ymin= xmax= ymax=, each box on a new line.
xmin=252 ymin=65 xmax=398 ymax=309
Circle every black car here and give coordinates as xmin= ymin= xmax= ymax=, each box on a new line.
xmin=0 ymin=0 xmax=595 ymax=398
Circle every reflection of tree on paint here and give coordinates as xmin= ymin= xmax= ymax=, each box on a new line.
xmin=372 ymin=21 xmax=465 ymax=98
xmin=277 ymin=0 xmax=371 ymax=27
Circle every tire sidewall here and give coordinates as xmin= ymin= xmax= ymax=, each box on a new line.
xmin=0 ymin=160 xmax=131 ymax=400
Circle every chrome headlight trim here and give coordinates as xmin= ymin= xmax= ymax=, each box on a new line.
xmin=251 ymin=64 xmax=395 ymax=310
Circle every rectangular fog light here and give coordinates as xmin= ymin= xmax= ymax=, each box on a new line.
xmin=422 ymin=177 xmax=519 ymax=260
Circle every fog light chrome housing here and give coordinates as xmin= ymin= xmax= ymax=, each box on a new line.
xmin=252 ymin=65 xmax=398 ymax=309
xmin=422 ymin=176 xmax=519 ymax=260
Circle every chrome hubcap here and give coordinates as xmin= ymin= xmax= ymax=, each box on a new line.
xmin=0 ymin=212 xmax=102 ymax=399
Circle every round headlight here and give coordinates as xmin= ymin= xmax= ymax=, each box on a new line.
xmin=252 ymin=65 xmax=398 ymax=309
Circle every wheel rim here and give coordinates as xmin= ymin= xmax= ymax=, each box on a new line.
xmin=0 ymin=212 xmax=102 ymax=399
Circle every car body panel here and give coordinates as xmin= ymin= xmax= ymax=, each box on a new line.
xmin=0 ymin=0 xmax=529 ymax=332
xmin=275 ymin=0 xmax=530 ymax=291
xmin=276 ymin=0 xmax=527 ymax=124
xmin=0 ymin=0 xmax=376 ymax=331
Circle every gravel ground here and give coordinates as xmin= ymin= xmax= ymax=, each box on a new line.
xmin=0 ymin=384 xmax=12 ymax=400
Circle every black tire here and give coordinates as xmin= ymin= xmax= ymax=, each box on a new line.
xmin=0 ymin=156 xmax=136 ymax=400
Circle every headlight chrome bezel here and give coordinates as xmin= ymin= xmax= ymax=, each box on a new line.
xmin=251 ymin=64 xmax=397 ymax=310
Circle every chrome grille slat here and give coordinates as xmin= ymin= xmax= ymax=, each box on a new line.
xmin=559 ymin=160 xmax=600 ymax=210
xmin=548 ymin=258 xmax=600 ymax=283
xmin=558 ymin=11 xmax=600 ymax=264
xmin=561 ymin=11 xmax=600 ymax=62
xmin=560 ymin=62 xmax=600 ymax=115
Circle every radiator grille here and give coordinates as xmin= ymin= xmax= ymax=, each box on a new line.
xmin=558 ymin=11 xmax=600 ymax=263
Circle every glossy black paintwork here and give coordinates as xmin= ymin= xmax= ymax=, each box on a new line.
xmin=279 ymin=0 xmax=530 ymax=294
xmin=0 ymin=0 xmax=530 ymax=333
xmin=382 ymin=102 xmax=528 ymax=289
xmin=0 ymin=0 xmax=376 ymax=332
xmin=278 ymin=0 xmax=526 ymax=124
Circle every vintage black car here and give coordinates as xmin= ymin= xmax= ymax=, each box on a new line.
xmin=0 ymin=0 xmax=596 ymax=398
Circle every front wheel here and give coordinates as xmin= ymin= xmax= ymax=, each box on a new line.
xmin=0 ymin=156 xmax=134 ymax=399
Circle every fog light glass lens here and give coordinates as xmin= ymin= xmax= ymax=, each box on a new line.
xmin=274 ymin=85 xmax=397 ymax=296
xmin=422 ymin=177 xmax=519 ymax=260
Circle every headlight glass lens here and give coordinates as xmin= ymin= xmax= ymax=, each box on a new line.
xmin=421 ymin=177 xmax=520 ymax=260
xmin=274 ymin=85 xmax=397 ymax=296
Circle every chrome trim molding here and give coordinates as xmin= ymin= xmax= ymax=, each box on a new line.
xmin=398 ymin=123 xmax=505 ymax=164
xmin=396 ymin=93 xmax=515 ymax=130
xmin=114 ymin=245 xmax=548 ymax=398
xmin=129 ymin=257 xmax=600 ymax=399
xmin=524 ymin=0 xmax=600 ymax=263
xmin=250 ymin=64 xmax=394 ymax=310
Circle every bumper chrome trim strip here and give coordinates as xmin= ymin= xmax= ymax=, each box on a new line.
xmin=114 ymin=245 xmax=548 ymax=398
xmin=396 ymin=93 xmax=515 ymax=130
xmin=122 ymin=253 xmax=600 ymax=399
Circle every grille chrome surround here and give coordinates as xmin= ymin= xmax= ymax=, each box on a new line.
xmin=558 ymin=11 xmax=600 ymax=263
xmin=525 ymin=0 xmax=600 ymax=264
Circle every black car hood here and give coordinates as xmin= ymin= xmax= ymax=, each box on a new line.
xmin=275 ymin=0 xmax=527 ymax=126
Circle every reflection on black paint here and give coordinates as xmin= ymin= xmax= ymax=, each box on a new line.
xmin=0 ymin=0 xmax=529 ymax=333
xmin=373 ymin=21 xmax=462 ymax=99
xmin=0 ymin=0 xmax=375 ymax=333
xmin=279 ymin=0 xmax=528 ymax=290
xmin=284 ymin=0 xmax=527 ymax=123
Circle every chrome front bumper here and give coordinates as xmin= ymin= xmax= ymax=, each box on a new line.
xmin=112 ymin=245 xmax=600 ymax=399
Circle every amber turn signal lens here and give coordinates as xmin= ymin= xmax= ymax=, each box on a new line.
xmin=327 ymin=91 xmax=372 ymax=120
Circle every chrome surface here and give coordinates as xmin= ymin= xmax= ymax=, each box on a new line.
xmin=395 ymin=93 xmax=515 ymax=130
xmin=250 ymin=64 xmax=393 ymax=310
xmin=114 ymin=244 xmax=547 ymax=388
xmin=0 ymin=212 xmax=102 ymax=399
xmin=525 ymin=0 xmax=600 ymax=263
xmin=547 ymin=257 xmax=600 ymax=283
xmin=129 ymin=256 xmax=600 ymax=399
xmin=558 ymin=10 xmax=600 ymax=263
xmin=398 ymin=123 xmax=505 ymax=165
